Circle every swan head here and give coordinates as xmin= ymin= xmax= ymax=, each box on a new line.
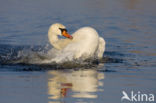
xmin=49 ymin=23 xmax=73 ymax=39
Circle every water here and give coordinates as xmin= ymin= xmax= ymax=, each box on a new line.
xmin=0 ymin=0 xmax=156 ymax=103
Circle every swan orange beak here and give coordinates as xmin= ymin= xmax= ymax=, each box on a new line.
xmin=62 ymin=30 xmax=73 ymax=39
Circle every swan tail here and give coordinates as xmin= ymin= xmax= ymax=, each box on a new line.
xmin=96 ymin=37 xmax=106 ymax=59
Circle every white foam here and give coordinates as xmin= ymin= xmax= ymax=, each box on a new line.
xmin=13 ymin=46 xmax=76 ymax=64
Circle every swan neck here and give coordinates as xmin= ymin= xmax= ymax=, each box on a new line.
xmin=48 ymin=30 xmax=58 ymax=41
xmin=48 ymin=30 xmax=61 ymax=49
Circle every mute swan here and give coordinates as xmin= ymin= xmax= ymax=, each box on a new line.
xmin=47 ymin=23 xmax=105 ymax=63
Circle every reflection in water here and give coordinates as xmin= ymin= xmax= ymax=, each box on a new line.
xmin=47 ymin=69 xmax=104 ymax=102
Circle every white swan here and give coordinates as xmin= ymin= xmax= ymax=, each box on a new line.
xmin=47 ymin=23 xmax=105 ymax=63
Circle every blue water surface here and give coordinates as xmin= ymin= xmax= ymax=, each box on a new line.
xmin=0 ymin=0 xmax=156 ymax=103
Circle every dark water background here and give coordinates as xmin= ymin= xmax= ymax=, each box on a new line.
xmin=0 ymin=0 xmax=156 ymax=103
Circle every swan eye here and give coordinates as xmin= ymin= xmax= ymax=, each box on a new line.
xmin=59 ymin=28 xmax=67 ymax=33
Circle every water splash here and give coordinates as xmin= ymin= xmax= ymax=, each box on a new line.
xmin=0 ymin=44 xmax=124 ymax=71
